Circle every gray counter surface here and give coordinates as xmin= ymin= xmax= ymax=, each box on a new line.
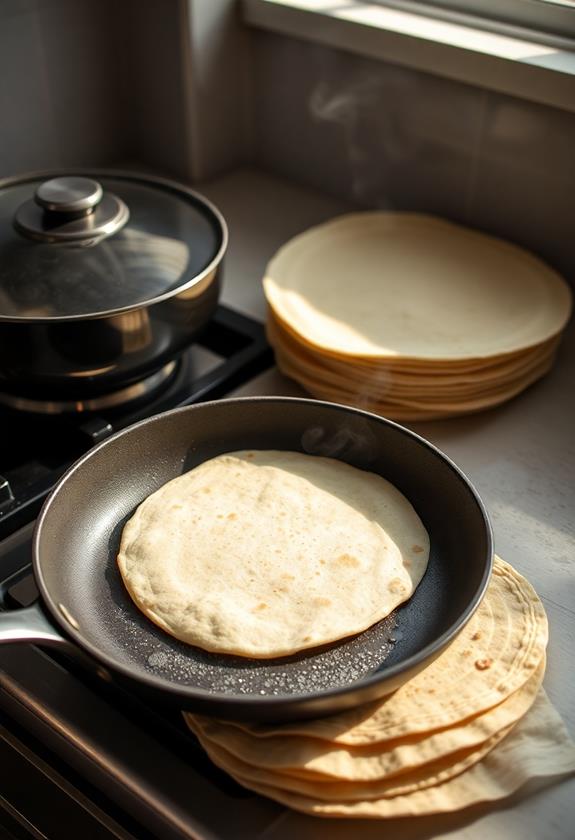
xmin=200 ymin=168 xmax=575 ymax=839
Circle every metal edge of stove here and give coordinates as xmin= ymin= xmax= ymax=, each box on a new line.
xmin=0 ymin=721 xmax=144 ymax=840
xmin=0 ymin=641 xmax=284 ymax=840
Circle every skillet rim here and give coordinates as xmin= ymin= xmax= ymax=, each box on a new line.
xmin=32 ymin=396 xmax=494 ymax=710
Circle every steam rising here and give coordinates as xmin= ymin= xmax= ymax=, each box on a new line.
xmin=310 ymin=78 xmax=378 ymax=202
xmin=301 ymin=420 xmax=379 ymax=463
xmin=308 ymin=68 xmax=418 ymax=207
xmin=306 ymin=70 xmax=422 ymax=414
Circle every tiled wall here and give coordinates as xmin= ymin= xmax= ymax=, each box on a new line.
xmin=251 ymin=32 xmax=575 ymax=285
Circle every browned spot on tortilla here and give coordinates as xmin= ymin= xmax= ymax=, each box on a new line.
xmin=303 ymin=636 xmax=311 ymax=642
xmin=388 ymin=578 xmax=405 ymax=595
xmin=245 ymin=452 xmax=255 ymax=459
xmin=472 ymin=631 xmax=482 ymax=641
xmin=227 ymin=512 xmax=237 ymax=520
xmin=475 ymin=658 xmax=492 ymax=671
xmin=253 ymin=603 xmax=268 ymax=612
xmin=202 ymin=487 xmax=211 ymax=494
xmin=314 ymin=597 xmax=331 ymax=607
xmin=336 ymin=553 xmax=359 ymax=568
xmin=319 ymin=559 xmax=326 ymax=565
xmin=412 ymin=545 xmax=424 ymax=553
xmin=281 ymin=574 xmax=295 ymax=581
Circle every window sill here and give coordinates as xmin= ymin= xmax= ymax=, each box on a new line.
xmin=243 ymin=0 xmax=575 ymax=113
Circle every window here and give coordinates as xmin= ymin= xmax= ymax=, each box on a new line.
xmin=374 ymin=0 xmax=575 ymax=40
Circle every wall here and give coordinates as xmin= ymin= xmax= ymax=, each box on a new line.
xmin=0 ymin=1 xmax=572 ymax=285
xmin=0 ymin=0 xmax=190 ymax=180
xmin=251 ymin=31 xmax=575 ymax=284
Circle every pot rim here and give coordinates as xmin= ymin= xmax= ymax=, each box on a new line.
xmin=0 ymin=168 xmax=228 ymax=324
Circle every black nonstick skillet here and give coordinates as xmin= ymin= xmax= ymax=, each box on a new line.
xmin=0 ymin=397 xmax=492 ymax=721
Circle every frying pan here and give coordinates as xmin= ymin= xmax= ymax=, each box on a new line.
xmin=0 ymin=397 xmax=492 ymax=721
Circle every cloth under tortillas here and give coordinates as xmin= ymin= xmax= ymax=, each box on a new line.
xmin=184 ymin=557 xmax=575 ymax=817
xmin=117 ymin=450 xmax=429 ymax=658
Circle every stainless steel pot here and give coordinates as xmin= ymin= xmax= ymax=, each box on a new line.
xmin=0 ymin=171 xmax=227 ymax=412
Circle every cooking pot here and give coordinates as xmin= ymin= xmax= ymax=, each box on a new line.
xmin=0 ymin=397 xmax=492 ymax=722
xmin=0 ymin=171 xmax=227 ymax=411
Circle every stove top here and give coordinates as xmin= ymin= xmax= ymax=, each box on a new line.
xmin=0 ymin=306 xmax=288 ymax=840
xmin=0 ymin=305 xmax=273 ymax=540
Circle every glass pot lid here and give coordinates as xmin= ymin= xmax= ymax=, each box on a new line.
xmin=0 ymin=171 xmax=227 ymax=321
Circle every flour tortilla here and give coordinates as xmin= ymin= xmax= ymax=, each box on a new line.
xmin=267 ymin=307 xmax=560 ymax=376
xmin=273 ymin=350 xmax=554 ymax=422
xmin=223 ymin=557 xmax=548 ymax=741
xmin=272 ymin=338 xmax=555 ymax=405
xmin=189 ymin=718 xmax=517 ymax=802
xmin=268 ymin=304 xmax=561 ymax=373
xmin=267 ymin=313 xmax=560 ymax=393
xmin=185 ymin=658 xmax=544 ymax=784
xmin=117 ymin=450 xmax=429 ymax=658
xmin=263 ymin=213 xmax=572 ymax=361
xmin=211 ymin=690 xmax=575 ymax=818
xmin=183 ymin=560 xmax=572 ymax=818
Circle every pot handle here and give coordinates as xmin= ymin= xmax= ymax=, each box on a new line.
xmin=0 ymin=600 xmax=70 ymax=648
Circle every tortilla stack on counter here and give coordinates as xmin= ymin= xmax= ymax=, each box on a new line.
xmin=184 ymin=557 xmax=575 ymax=818
xmin=263 ymin=213 xmax=572 ymax=421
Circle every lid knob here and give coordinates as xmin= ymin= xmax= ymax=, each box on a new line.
xmin=35 ymin=177 xmax=104 ymax=217
xmin=14 ymin=174 xmax=129 ymax=244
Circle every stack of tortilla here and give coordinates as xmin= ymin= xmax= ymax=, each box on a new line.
xmin=184 ymin=557 xmax=575 ymax=818
xmin=263 ymin=214 xmax=572 ymax=421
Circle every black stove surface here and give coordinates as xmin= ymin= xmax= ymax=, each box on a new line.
xmin=0 ymin=306 xmax=287 ymax=839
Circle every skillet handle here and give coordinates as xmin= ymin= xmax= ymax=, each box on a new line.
xmin=0 ymin=600 xmax=69 ymax=648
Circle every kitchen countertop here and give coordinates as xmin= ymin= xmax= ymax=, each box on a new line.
xmin=201 ymin=168 xmax=575 ymax=839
